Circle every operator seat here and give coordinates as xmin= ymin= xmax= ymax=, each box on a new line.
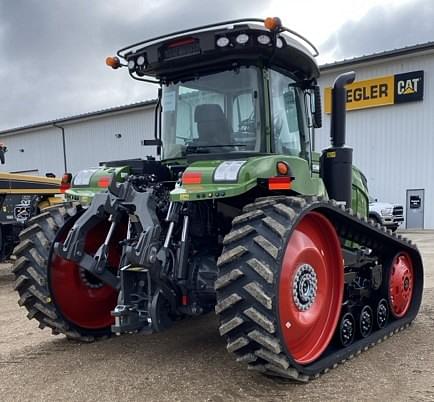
xmin=194 ymin=104 xmax=232 ymax=145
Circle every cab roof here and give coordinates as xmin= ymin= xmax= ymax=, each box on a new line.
xmin=117 ymin=18 xmax=320 ymax=83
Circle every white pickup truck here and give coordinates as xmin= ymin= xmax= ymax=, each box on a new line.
xmin=368 ymin=197 xmax=404 ymax=231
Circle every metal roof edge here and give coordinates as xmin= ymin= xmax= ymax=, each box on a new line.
xmin=0 ymin=98 xmax=158 ymax=136
xmin=319 ymin=41 xmax=434 ymax=72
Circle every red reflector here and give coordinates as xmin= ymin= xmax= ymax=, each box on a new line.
xmin=168 ymin=37 xmax=196 ymax=48
xmin=268 ymin=176 xmax=292 ymax=190
xmin=182 ymin=295 xmax=189 ymax=305
xmin=98 ymin=176 xmax=112 ymax=188
xmin=60 ymin=183 xmax=70 ymax=193
xmin=60 ymin=172 xmax=72 ymax=193
xmin=182 ymin=172 xmax=202 ymax=184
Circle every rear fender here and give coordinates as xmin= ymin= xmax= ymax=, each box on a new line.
xmin=170 ymin=155 xmax=325 ymax=202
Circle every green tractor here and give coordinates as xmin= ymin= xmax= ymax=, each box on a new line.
xmin=13 ymin=18 xmax=423 ymax=381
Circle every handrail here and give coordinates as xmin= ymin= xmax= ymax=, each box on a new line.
xmin=117 ymin=18 xmax=319 ymax=58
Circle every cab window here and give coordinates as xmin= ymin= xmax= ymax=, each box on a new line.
xmin=270 ymin=70 xmax=306 ymax=157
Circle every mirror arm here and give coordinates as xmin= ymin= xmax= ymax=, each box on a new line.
xmin=312 ymin=85 xmax=322 ymax=128
xmin=142 ymin=88 xmax=163 ymax=152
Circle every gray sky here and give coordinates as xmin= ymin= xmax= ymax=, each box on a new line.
xmin=1 ymin=0 xmax=433 ymax=131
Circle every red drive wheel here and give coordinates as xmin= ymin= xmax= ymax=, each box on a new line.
xmin=388 ymin=252 xmax=414 ymax=318
xmin=278 ymin=212 xmax=344 ymax=364
xmin=49 ymin=218 xmax=125 ymax=330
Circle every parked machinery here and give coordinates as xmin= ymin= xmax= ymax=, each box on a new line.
xmin=0 ymin=144 xmax=69 ymax=260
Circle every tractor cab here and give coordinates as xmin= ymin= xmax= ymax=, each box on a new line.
xmin=108 ymin=18 xmax=322 ymax=164
xmin=161 ymin=65 xmax=308 ymax=162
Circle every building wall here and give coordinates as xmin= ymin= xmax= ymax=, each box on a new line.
xmin=0 ymin=106 xmax=156 ymax=177
xmin=316 ymin=51 xmax=434 ymax=228
xmin=64 ymin=107 xmax=156 ymax=174
xmin=1 ymin=127 xmax=65 ymax=176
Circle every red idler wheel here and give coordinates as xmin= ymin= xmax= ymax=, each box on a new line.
xmin=49 ymin=220 xmax=124 ymax=330
xmin=278 ymin=212 xmax=344 ymax=364
xmin=388 ymin=252 xmax=414 ymax=318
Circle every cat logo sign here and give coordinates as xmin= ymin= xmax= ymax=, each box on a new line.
xmin=324 ymin=70 xmax=424 ymax=113
xmin=395 ymin=71 xmax=424 ymax=103
xmin=397 ymin=80 xmax=419 ymax=95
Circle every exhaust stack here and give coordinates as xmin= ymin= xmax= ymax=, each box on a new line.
xmin=321 ymin=71 xmax=356 ymax=207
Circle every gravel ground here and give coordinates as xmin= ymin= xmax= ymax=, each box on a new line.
xmin=0 ymin=231 xmax=433 ymax=402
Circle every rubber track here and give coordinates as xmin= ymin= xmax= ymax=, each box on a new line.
xmin=215 ymin=196 xmax=423 ymax=381
xmin=12 ymin=203 xmax=100 ymax=342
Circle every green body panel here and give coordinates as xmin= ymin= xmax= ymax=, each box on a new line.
xmin=65 ymin=166 xmax=129 ymax=206
xmin=351 ymin=165 xmax=369 ymax=217
xmin=65 ymin=155 xmax=368 ymax=216
xmin=169 ymin=155 xmax=326 ymax=202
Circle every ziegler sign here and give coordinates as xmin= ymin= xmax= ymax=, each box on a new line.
xmin=324 ymin=70 xmax=424 ymax=113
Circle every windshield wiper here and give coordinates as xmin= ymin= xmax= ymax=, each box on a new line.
xmin=185 ymin=144 xmax=247 ymax=153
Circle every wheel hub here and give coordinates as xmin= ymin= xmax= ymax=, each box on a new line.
xmin=377 ymin=299 xmax=389 ymax=328
xmin=359 ymin=305 xmax=373 ymax=337
xmin=342 ymin=320 xmax=353 ymax=342
xmin=340 ymin=312 xmax=355 ymax=347
xmin=293 ymin=264 xmax=318 ymax=311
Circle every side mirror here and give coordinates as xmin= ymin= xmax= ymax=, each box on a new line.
xmin=311 ymin=86 xmax=322 ymax=128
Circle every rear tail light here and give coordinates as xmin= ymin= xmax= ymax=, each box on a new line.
xmin=97 ymin=176 xmax=112 ymax=188
xmin=182 ymin=172 xmax=202 ymax=184
xmin=268 ymin=176 xmax=293 ymax=190
xmin=60 ymin=173 xmax=72 ymax=193
xmin=167 ymin=37 xmax=196 ymax=48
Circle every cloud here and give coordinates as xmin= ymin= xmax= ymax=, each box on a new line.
xmin=0 ymin=0 xmax=267 ymax=130
xmin=2 ymin=0 xmax=432 ymax=131
xmin=320 ymin=0 xmax=434 ymax=62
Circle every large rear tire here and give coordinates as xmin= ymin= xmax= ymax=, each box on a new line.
xmin=12 ymin=203 xmax=116 ymax=341
xmin=215 ymin=196 xmax=344 ymax=380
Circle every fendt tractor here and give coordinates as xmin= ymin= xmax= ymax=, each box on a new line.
xmin=0 ymin=144 xmax=68 ymax=260
xmin=13 ymin=18 xmax=423 ymax=381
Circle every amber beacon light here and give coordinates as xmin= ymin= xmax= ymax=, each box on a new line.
xmin=264 ymin=17 xmax=282 ymax=31
xmin=105 ymin=56 xmax=121 ymax=69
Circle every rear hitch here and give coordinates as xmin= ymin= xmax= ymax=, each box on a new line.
xmin=54 ymin=178 xmax=163 ymax=290
xmin=112 ymin=266 xmax=153 ymax=335
xmin=112 ymin=265 xmax=178 ymax=335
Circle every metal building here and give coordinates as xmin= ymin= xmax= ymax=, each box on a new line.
xmin=316 ymin=42 xmax=434 ymax=229
xmin=0 ymin=100 xmax=156 ymax=177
